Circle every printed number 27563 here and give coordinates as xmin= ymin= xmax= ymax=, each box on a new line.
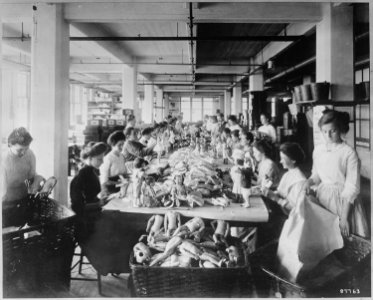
xmin=340 ymin=289 xmax=360 ymax=294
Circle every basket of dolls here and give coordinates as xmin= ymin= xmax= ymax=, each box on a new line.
xmin=129 ymin=223 xmax=252 ymax=297
xmin=249 ymin=235 xmax=371 ymax=298
xmin=2 ymin=206 xmax=76 ymax=297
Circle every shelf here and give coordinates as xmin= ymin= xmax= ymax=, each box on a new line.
xmin=295 ymin=100 xmax=358 ymax=106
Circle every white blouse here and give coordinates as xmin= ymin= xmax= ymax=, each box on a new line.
xmin=100 ymin=150 xmax=127 ymax=184
xmin=310 ymin=142 xmax=360 ymax=204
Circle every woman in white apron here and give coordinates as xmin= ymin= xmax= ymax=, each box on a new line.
xmin=306 ymin=109 xmax=369 ymax=238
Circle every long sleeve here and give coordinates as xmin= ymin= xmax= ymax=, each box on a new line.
xmin=100 ymin=156 xmax=112 ymax=185
xmin=70 ymin=166 xmax=101 ymax=216
xmin=70 ymin=173 xmax=85 ymax=216
xmin=29 ymin=150 xmax=36 ymax=180
xmin=340 ymin=149 xmax=360 ymax=203
xmin=309 ymin=148 xmax=321 ymax=185
xmin=1 ymin=160 xmax=7 ymax=202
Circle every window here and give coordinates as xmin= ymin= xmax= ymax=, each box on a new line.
xmin=191 ymin=97 xmax=202 ymax=122
xmin=243 ymin=97 xmax=248 ymax=112
xmin=355 ymin=67 xmax=370 ymax=149
xmin=181 ymin=97 xmax=191 ymax=122
xmin=203 ymin=98 xmax=214 ymax=116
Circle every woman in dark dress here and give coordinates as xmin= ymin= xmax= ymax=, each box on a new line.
xmin=70 ymin=142 xmax=108 ymax=242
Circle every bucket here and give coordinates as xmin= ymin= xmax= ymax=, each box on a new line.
xmin=293 ymin=86 xmax=302 ymax=102
xmin=310 ymin=82 xmax=330 ymax=101
xmin=300 ymin=84 xmax=312 ymax=101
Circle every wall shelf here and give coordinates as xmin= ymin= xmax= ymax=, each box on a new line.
xmin=294 ymin=100 xmax=357 ymax=106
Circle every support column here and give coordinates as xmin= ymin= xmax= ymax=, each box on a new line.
xmin=219 ymin=96 xmax=224 ymax=114
xmin=224 ymin=90 xmax=232 ymax=119
xmin=30 ymin=3 xmax=69 ymax=205
xmin=122 ymin=65 xmax=139 ymax=121
xmin=142 ymin=84 xmax=154 ymax=124
xmin=248 ymin=72 xmax=264 ymax=129
xmin=212 ymin=98 xmax=219 ymax=115
xmin=233 ymin=82 xmax=242 ymax=116
xmin=155 ymin=88 xmax=163 ymax=122
xmin=0 ymin=16 xmax=3 ymax=174
xmin=316 ymin=3 xmax=354 ymax=100
xmin=164 ymin=93 xmax=170 ymax=118
xmin=81 ymin=87 xmax=89 ymax=126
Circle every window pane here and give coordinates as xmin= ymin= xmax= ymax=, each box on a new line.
xmin=181 ymin=97 xmax=191 ymax=122
xmin=191 ymin=98 xmax=202 ymax=122
xmin=363 ymin=68 xmax=370 ymax=82
xmin=243 ymin=97 xmax=248 ymax=111
xmin=355 ymin=70 xmax=362 ymax=84
xmin=203 ymin=98 xmax=214 ymax=116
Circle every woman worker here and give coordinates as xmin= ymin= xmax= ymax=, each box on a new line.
xmin=252 ymin=138 xmax=280 ymax=191
xmin=70 ymin=142 xmax=108 ymax=241
xmin=305 ymin=109 xmax=369 ymax=238
xmin=1 ymin=127 xmax=36 ymax=227
xmin=261 ymin=142 xmax=307 ymax=214
xmin=100 ymin=131 xmax=128 ymax=196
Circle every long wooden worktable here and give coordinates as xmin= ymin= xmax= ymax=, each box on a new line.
xmin=104 ymin=196 xmax=269 ymax=223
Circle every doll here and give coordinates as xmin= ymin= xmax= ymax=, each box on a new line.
xmin=230 ymin=150 xmax=252 ymax=207
xmin=132 ymin=158 xmax=148 ymax=207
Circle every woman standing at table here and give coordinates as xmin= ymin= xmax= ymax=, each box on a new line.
xmin=1 ymin=127 xmax=36 ymax=227
xmin=100 ymin=131 xmax=128 ymax=196
xmin=70 ymin=142 xmax=108 ymax=241
xmin=305 ymin=110 xmax=369 ymax=238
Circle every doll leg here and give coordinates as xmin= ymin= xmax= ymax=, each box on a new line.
xmin=241 ymin=188 xmax=251 ymax=208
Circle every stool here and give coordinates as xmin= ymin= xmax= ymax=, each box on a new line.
xmin=70 ymin=244 xmax=102 ymax=295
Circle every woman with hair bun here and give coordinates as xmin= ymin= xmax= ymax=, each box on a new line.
xmin=306 ymin=109 xmax=369 ymax=238
xmin=252 ymin=138 xmax=280 ymax=190
xmin=1 ymin=127 xmax=36 ymax=227
xmin=262 ymin=142 xmax=307 ymax=214
xmin=100 ymin=131 xmax=128 ymax=195
xmin=70 ymin=142 xmax=109 ymax=241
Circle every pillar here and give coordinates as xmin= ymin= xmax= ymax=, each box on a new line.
xmin=30 ymin=3 xmax=69 ymax=205
xmin=164 ymin=93 xmax=170 ymax=118
xmin=233 ymin=82 xmax=242 ymax=116
xmin=219 ymin=96 xmax=224 ymax=114
xmin=316 ymin=3 xmax=354 ymax=100
xmin=0 ymin=16 xmax=3 ymax=176
xmin=224 ymin=90 xmax=231 ymax=119
xmin=248 ymin=72 xmax=264 ymax=129
xmin=155 ymin=88 xmax=163 ymax=122
xmin=122 ymin=65 xmax=139 ymax=121
xmin=142 ymin=84 xmax=154 ymax=124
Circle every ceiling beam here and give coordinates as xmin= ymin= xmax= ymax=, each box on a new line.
xmin=63 ymin=2 xmax=322 ymax=23
xmin=70 ymin=63 xmax=124 ymax=73
xmin=69 ymin=35 xmax=302 ymax=42
xmin=71 ymin=23 xmax=133 ymax=63
xmin=0 ymin=4 xmax=33 ymax=22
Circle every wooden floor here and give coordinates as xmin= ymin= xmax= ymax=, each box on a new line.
xmin=61 ymin=247 xmax=132 ymax=298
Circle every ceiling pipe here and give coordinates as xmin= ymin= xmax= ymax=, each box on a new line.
xmin=225 ymin=64 xmax=264 ymax=91
xmin=264 ymin=56 xmax=316 ymax=84
xmin=188 ymin=2 xmax=196 ymax=86
xmin=68 ymin=35 xmax=302 ymax=42
xmin=71 ymin=61 xmax=262 ymax=67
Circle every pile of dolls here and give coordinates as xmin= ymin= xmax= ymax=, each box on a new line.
xmin=132 ymin=213 xmax=247 ymax=268
xmin=131 ymin=149 xmax=232 ymax=208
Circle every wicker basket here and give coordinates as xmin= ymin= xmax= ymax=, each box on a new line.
xmin=3 ymin=213 xmax=76 ymax=297
xmin=249 ymin=235 xmax=371 ymax=298
xmin=129 ymin=250 xmax=251 ymax=297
